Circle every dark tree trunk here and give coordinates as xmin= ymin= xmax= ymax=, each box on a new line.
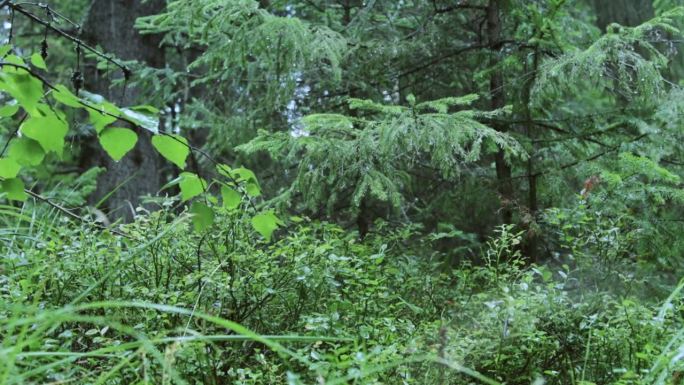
xmin=521 ymin=47 xmax=541 ymax=262
xmin=80 ymin=0 xmax=165 ymax=221
xmin=487 ymin=0 xmax=513 ymax=224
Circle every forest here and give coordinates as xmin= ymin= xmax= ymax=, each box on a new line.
xmin=3 ymin=0 xmax=684 ymax=383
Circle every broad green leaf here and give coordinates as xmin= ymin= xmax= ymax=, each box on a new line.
xmin=232 ymin=167 xmax=258 ymax=183
xmin=245 ymin=182 xmax=261 ymax=197
xmin=220 ymin=185 xmax=241 ymax=210
xmin=1 ymin=178 xmax=26 ymax=201
xmin=20 ymin=113 xmax=68 ymax=154
xmin=0 ymin=45 xmax=11 ymax=58
xmin=232 ymin=167 xmax=260 ymax=196
xmin=121 ymin=108 xmax=159 ymax=133
xmin=190 ymin=201 xmax=214 ymax=232
xmin=216 ymin=164 xmax=232 ymax=178
xmin=30 ymin=53 xmax=47 ymax=70
xmin=217 ymin=165 xmax=261 ymax=196
xmin=0 ymin=103 xmax=19 ymax=117
xmin=0 ymin=158 xmax=20 ymax=178
xmin=79 ymin=90 xmax=107 ymax=104
xmin=2 ymin=55 xmax=25 ymax=71
xmin=14 ymin=73 xmax=45 ymax=114
xmin=129 ymin=104 xmax=160 ymax=114
xmin=179 ymin=172 xmax=206 ymax=201
xmin=251 ymin=211 xmax=283 ymax=242
xmin=152 ymin=134 xmax=189 ymax=169
xmin=35 ymin=103 xmax=64 ymax=118
xmin=0 ymin=72 xmax=43 ymax=114
xmin=8 ymin=137 xmax=45 ymax=166
xmin=87 ymin=102 xmax=119 ymax=133
xmin=53 ymin=85 xmax=82 ymax=107
xmin=99 ymin=127 xmax=138 ymax=161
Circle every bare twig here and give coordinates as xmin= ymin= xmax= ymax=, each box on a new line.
xmin=0 ymin=2 xmax=129 ymax=73
xmin=22 ymin=188 xmax=131 ymax=238
xmin=508 ymin=133 xmax=650 ymax=180
xmin=0 ymin=112 xmax=27 ymax=157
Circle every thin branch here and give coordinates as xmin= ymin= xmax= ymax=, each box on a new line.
xmin=435 ymin=4 xmax=486 ymax=13
xmin=186 ymin=144 xmax=260 ymax=212
xmin=662 ymin=158 xmax=684 ymax=166
xmin=531 ymin=121 xmax=612 ymax=147
xmin=0 ymin=112 xmax=27 ymax=157
xmin=399 ymin=44 xmax=487 ymax=79
xmin=1 ymin=2 xmax=129 ymax=73
xmin=509 ymin=133 xmax=650 ymax=180
xmin=14 ymin=1 xmax=80 ymax=28
xmin=0 ymin=62 xmax=258 ymax=229
xmin=22 ymin=188 xmax=131 ymax=238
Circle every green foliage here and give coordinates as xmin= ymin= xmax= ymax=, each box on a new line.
xmin=151 ymin=134 xmax=190 ymax=169
xmin=98 ymin=127 xmax=138 ymax=161
xmin=0 ymin=177 xmax=26 ymax=201
xmin=7 ymin=137 xmax=45 ymax=166
xmin=0 ymin=48 xmax=279 ymax=239
xmin=535 ymin=8 xmax=684 ymax=107
xmin=7 ymin=0 xmax=684 ymax=384
xmin=177 ymin=172 xmax=206 ymax=202
xmin=2 ymin=205 xmax=684 ymax=384
xmin=251 ymin=210 xmax=283 ymax=241
xmin=190 ymin=201 xmax=214 ymax=232
xmin=0 ymin=158 xmax=20 ymax=178
xmin=240 ymin=95 xmax=525 ymax=215
xmin=133 ymin=0 xmax=346 ymax=151
xmin=20 ymin=112 xmax=68 ymax=155
xmin=221 ymin=185 xmax=241 ymax=210
xmin=29 ymin=53 xmax=47 ymax=70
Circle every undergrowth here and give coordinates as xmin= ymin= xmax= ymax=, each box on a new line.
xmin=2 ymin=198 xmax=684 ymax=385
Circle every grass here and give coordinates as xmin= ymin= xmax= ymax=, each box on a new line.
xmin=3 ymin=200 xmax=684 ymax=384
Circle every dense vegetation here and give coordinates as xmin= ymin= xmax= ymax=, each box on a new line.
xmin=4 ymin=0 xmax=684 ymax=383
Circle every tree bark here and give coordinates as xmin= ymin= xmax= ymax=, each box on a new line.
xmin=487 ymin=0 xmax=513 ymax=224
xmin=80 ymin=0 xmax=165 ymax=221
xmin=521 ymin=47 xmax=541 ymax=262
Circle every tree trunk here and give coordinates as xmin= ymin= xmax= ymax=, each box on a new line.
xmin=521 ymin=47 xmax=541 ymax=262
xmin=487 ymin=0 xmax=513 ymax=224
xmin=80 ymin=0 xmax=165 ymax=221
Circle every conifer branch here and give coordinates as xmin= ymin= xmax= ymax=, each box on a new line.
xmin=509 ymin=133 xmax=650 ymax=180
xmin=433 ymin=2 xmax=486 ymax=13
